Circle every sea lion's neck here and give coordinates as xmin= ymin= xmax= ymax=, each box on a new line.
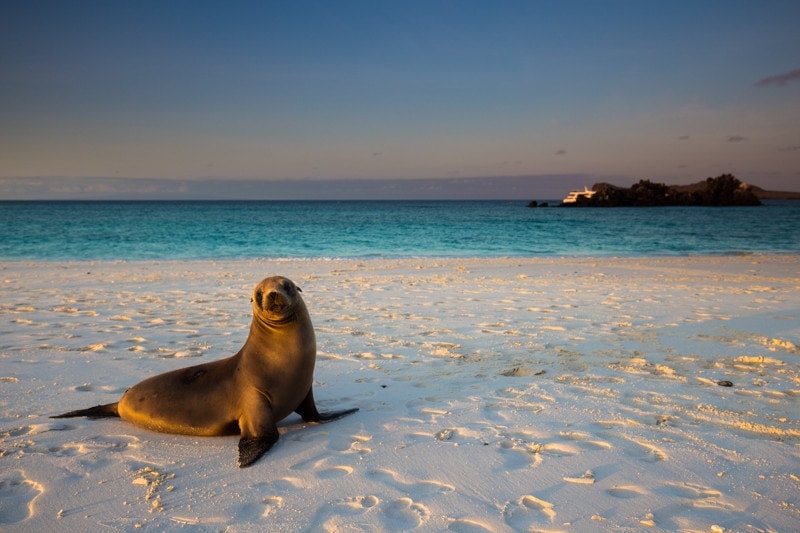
xmin=244 ymin=311 xmax=312 ymax=347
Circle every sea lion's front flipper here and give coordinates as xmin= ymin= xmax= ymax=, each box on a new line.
xmin=294 ymin=387 xmax=359 ymax=423
xmin=238 ymin=431 xmax=279 ymax=468
xmin=237 ymin=400 xmax=280 ymax=468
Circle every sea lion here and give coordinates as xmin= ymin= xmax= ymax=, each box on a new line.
xmin=53 ymin=275 xmax=358 ymax=467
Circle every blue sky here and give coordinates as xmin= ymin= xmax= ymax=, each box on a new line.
xmin=1 ymin=1 xmax=799 ymax=199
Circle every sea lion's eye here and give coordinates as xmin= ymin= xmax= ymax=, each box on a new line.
xmin=281 ymin=280 xmax=298 ymax=295
xmin=255 ymin=290 xmax=263 ymax=305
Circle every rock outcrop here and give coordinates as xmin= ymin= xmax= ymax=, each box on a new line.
xmin=563 ymin=174 xmax=761 ymax=207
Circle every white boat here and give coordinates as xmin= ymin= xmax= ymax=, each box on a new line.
xmin=561 ymin=187 xmax=597 ymax=204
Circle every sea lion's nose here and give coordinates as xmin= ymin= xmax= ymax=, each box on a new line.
xmin=267 ymin=291 xmax=285 ymax=308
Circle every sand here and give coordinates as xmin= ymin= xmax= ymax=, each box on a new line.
xmin=1 ymin=255 xmax=798 ymax=532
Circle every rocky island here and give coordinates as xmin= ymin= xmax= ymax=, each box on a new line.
xmin=543 ymin=174 xmax=800 ymax=207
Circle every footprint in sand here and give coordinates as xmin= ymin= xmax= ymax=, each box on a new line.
xmin=235 ymin=496 xmax=284 ymax=520
xmin=541 ymin=441 xmax=581 ymax=457
xmin=317 ymin=495 xmax=380 ymax=532
xmin=657 ymin=482 xmax=733 ymax=510
xmin=9 ymin=432 xmax=140 ymax=469
xmin=328 ymin=433 xmax=372 ymax=455
xmin=620 ymin=435 xmax=668 ymax=462
xmin=598 ymin=430 xmax=668 ymax=463
xmin=334 ymin=495 xmax=380 ymax=515
xmin=316 ymin=465 xmax=354 ymax=479
xmin=659 ymin=481 xmax=721 ymax=500
xmin=0 ymin=471 xmax=44 ymax=526
xmin=290 ymin=456 xmax=327 ymax=471
xmin=72 ymin=435 xmax=141 ymax=469
xmin=368 ymin=468 xmax=454 ymax=496
xmin=5 ymin=421 xmax=78 ymax=438
xmin=253 ymin=477 xmax=305 ymax=493
xmin=70 ymin=382 xmax=124 ymax=394
xmin=607 ymin=485 xmax=648 ymax=499
xmin=447 ymin=518 xmax=494 ymax=532
xmin=559 ymin=430 xmax=612 ymax=450
xmin=502 ymin=495 xmax=556 ymax=529
xmin=262 ymin=496 xmax=284 ymax=517
xmin=496 ymin=439 xmax=543 ymax=471
xmin=382 ymin=497 xmax=430 ymax=531
xmin=290 ymin=457 xmax=353 ymax=479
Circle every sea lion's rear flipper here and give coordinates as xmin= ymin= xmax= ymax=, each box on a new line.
xmin=51 ymin=402 xmax=120 ymax=419
xmin=294 ymin=387 xmax=359 ymax=423
xmin=316 ymin=407 xmax=359 ymax=421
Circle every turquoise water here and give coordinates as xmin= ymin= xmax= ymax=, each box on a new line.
xmin=2 ymin=200 xmax=799 ymax=261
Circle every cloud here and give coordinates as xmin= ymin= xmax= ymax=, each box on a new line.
xmin=678 ymin=135 xmax=690 ymax=141
xmin=555 ymin=149 xmax=567 ymax=155
xmin=754 ymin=68 xmax=800 ymax=87
xmin=778 ymin=145 xmax=800 ymax=152
xmin=726 ymin=135 xmax=747 ymax=143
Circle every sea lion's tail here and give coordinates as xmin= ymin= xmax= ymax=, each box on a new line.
xmin=51 ymin=402 xmax=120 ymax=419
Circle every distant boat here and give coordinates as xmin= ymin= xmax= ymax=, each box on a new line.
xmin=561 ymin=187 xmax=597 ymax=204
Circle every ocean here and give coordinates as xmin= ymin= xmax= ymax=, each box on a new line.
xmin=2 ymin=200 xmax=799 ymax=261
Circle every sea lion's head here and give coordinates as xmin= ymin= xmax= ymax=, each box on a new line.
xmin=251 ymin=276 xmax=303 ymax=323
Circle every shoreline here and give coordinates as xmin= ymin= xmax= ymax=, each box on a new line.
xmin=3 ymin=250 xmax=798 ymax=263
xmin=2 ymin=255 xmax=798 ymax=530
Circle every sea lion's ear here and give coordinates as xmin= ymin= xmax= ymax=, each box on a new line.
xmin=250 ymin=297 xmax=254 ymax=302
xmin=296 ymin=286 xmax=302 ymax=292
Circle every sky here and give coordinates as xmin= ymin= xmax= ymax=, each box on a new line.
xmin=1 ymin=0 xmax=799 ymax=199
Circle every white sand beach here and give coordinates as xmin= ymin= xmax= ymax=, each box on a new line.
xmin=1 ymin=255 xmax=798 ymax=532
